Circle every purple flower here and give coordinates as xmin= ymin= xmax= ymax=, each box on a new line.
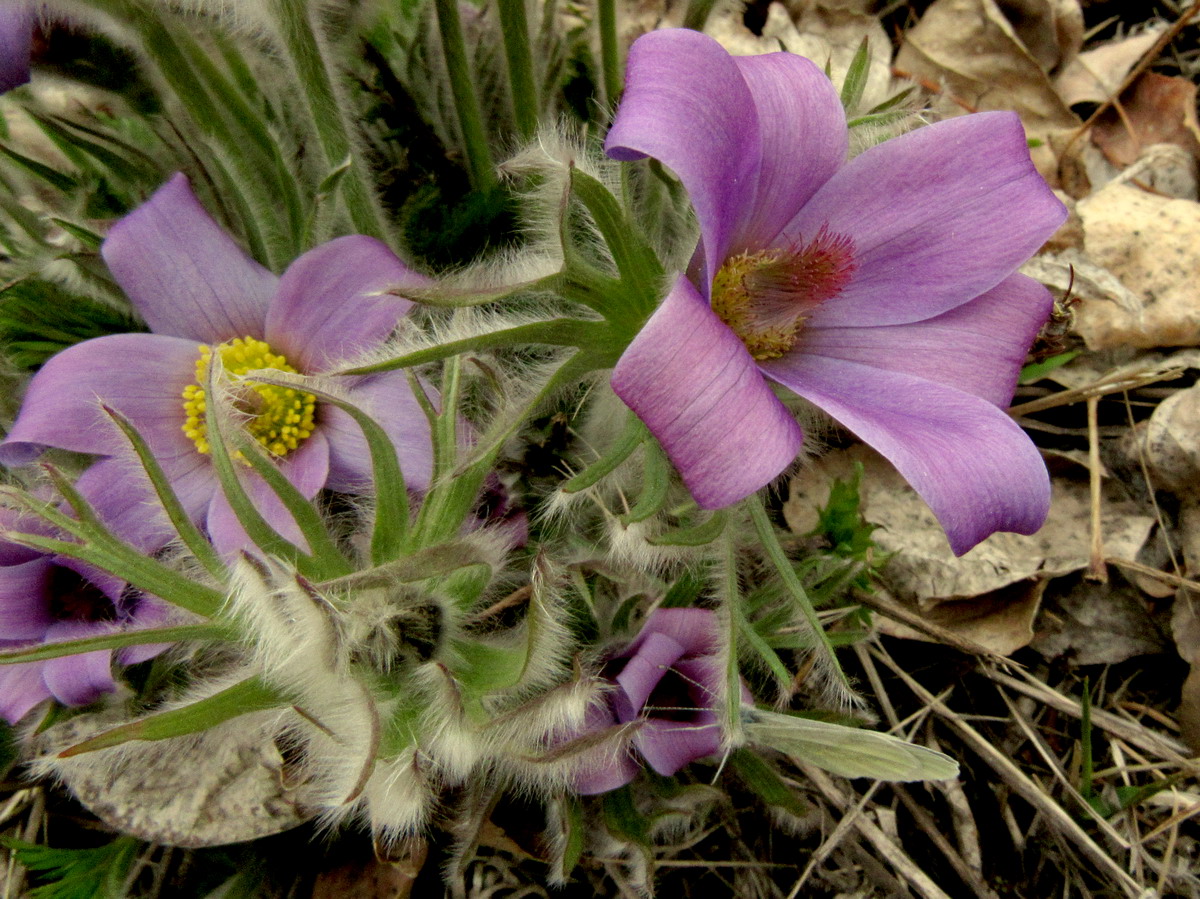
xmin=573 ymin=608 xmax=724 ymax=795
xmin=605 ymin=30 xmax=1068 ymax=555
xmin=0 ymin=3 xmax=33 ymax=94
xmin=0 ymin=505 xmax=167 ymax=724
xmin=0 ymin=173 xmax=435 ymax=556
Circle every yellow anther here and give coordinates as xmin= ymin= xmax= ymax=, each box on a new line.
xmin=180 ymin=336 xmax=317 ymax=459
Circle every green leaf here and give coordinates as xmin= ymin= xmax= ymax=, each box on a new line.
xmin=0 ymin=279 xmax=145 ymax=369
xmin=730 ymin=748 xmax=807 ymax=816
xmin=102 ymin=404 xmax=227 ymax=581
xmin=646 ymin=510 xmax=727 ymax=546
xmin=1020 ymin=350 xmax=1080 ymax=383
xmin=5 ymin=836 xmax=140 ymax=899
xmin=248 ymin=371 xmax=410 ymax=565
xmin=561 ymin=411 xmax=647 ymax=494
xmin=601 ymin=785 xmax=652 ymax=845
xmin=839 ymin=37 xmax=871 ymax=111
xmin=745 ymin=708 xmax=960 ymax=781
xmin=57 ymin=677 xmax=283 ymax=757
xmin=0 ymin=142 xmax=79 ymax=192
xmin=0 ymin=624 xmax=232 ymax=666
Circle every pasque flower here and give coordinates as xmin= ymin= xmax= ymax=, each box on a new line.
xmin=0 ymin=505 xmax=168 ymax=724
xmin=606 ymin=29 xmax=1068 ymax=555
xmin=0 ymin=2 xmax=32 ymax=93
xmin=572 ymin=608 xmax=724 ymax=795
xmin=0 ymin=173 xmax=434 ymax=555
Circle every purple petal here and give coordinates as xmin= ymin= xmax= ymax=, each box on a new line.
xmin=761 ymin=354 xmax=1050 ymax=555
xmin=612 ymin=631 xmax=685 ymax=723
xmin=266 ymin=236 xmax=426 ymax=373
xmin=72 ymin=457 xmax=183 ymax=553
xmin=0 ymin=333 xmax=202 ymax=464
xmin=802 ymin=274 xmax=1053 ymax=408
xmin=605 ymin=29 xmax=760 ymax=287
xmin=788 ymin=112 xmax=1067 ymax=328
xmin=730 ymin=52 xmax=847 ymax=252
xmin=40 ymin=620 xmax=117 ymax=707
xmin=571 ymin=701 xmax=641 ymax=795
xmin=623 ymin=608 xmax=719 ymax=659
xmin=101 ymin=173 xmax=277 ymax=343
xmin=611 ymin=276 xmax=803 ymax=509
xmin=321 ymin=372 xmax=435 ymax=494
xmin=0 ymin=556 xmax=53 ymax=640
xmin=205 ymin=429 xmax=330 ymax=558
xmin=118 ymin=595 xmax=174 ymax=665
xmin=635 ymin=712 xmax=722 ymax=776
xmin=0 ymin=657 xmax=50 ymax=724
xmin=0 ymin=3 xmax=32 ymax=94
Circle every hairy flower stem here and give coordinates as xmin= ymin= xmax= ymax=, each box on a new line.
xmin=496 ymin=0 xmax=539 ymax=141
xmin=432 ymin=0 xmax=499 ymax=192
xmin=266 ymin=0 xmax=392 ymax=241
xmin=597 ymin=0 xmax=622 ymax=112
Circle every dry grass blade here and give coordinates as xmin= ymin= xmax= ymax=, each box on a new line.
xmin=872 ymin=645 xmax=1153 ymax=899
xmin=790 ymin=763 xmax=954 ymax=899
xmin=1009 ymin=363 xmax=1190 ymax=417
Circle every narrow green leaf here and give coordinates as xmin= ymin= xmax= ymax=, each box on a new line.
xmin=0 ymin=624 xmax=233 ymax=665
xmin=0 ymin=142 xmax=79 ymax=192
xmin=839 ymin=37 xmax=872 ymax=111
xmin=1020 ymin=350 xmax=1080 ymax=384
xmin=561 ymin=411 xmax=647 ymax=494
xmin=101 ymin=404 xmax=227 ymax=581
xmin=340 ymin=318 xmax=605 ymax=376
xmin=619 ymin=441 xmax=670 ymax=524
xmin=746 ymin=496 xmax=853 ymax=701
xmin=646 ymin=510 xmax=727 ymax=546
xmin=730 ymin=748 xmax=807 ymax=815
xmin=249 ymin=371 xmax=409 ymax=565
xmin=58 ymin=676 xmax=283 ymax=757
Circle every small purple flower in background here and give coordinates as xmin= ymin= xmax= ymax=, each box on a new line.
xmin=606 ymin=29 xmax=1068 ymax=555
xmin=573 ymin=608 xmax=724 ymax=795
xmin=0 ymin=506 xmax=167 ymax=724
xmin=0 ymin=173 xmax=435 ymax=556
xmin=0 ymin=2 xmax=33 ymax=94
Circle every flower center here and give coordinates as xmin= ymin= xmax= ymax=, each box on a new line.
xmin=711 ymin=226 xmax=856 ymax=360
xmin=181 ymin=336 xmax=316 ymax=458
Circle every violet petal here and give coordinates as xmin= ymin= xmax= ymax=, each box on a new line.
xmin=612 ymin=631 xmax=687 ymax=723
xmin=0 ymin=333 xmax=202 ymax=465
xmin=40 ymin=620 xmax=117 ymax=707
xmin=801 ymin=274 xmax=1053 ymax=408
xmin=205 ymin=429 xmax=330 ymax=558
xmin=730 ymin=52 xmax=847 ymax=252
xmin=572 ymin=701 xmax=641 ymax=795
xmin=761 ymin=354 xmax=1050 ymax=555
xmin=635 ymin=712 xmax=722 ymax=776
xmin=789 ymin=112 xmax=1067 ymax=328
xmin=0 ymin=657 xmax=50 ymax=724
xmin=101 ymin=173 xmax=277 ymax=343
xmin=266 ymin=235 xmax=426 ymax=373
xmin=622 ymin=608 xmax=720 ymax=659
xmin=604 ymin=29 xmax=760 ymax=288
xmin=0 ymin=556 xmax=53 ymax=640
xmin=118 ymin=595 xmax=174 ymax=665
xmin=611 ymin=276 xmax=803 ymax=509
xmin=322 ymin=372 xmax=436 ymax=494
xmin=0 ymin=3 xmax=32 ymax=93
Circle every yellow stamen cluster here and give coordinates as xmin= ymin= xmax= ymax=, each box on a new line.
xmin=181 ymin=336 xmax=316 ymax=458
xmin=711 ymin=227 xmax=857 ymax=361
xmin=711 ymin=251 xmax=800 ymax=361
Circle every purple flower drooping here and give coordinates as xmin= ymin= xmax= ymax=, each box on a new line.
xmin=606 ymin=29 xmax=1068 ymax=555
xmin=0 ymin=506 xmax=168 ymax=724
xmin=0 ymin=173 xmax=435 ymax=556
xmin=572 ymin=608 xmax=724 ymax=795
xmin=0 ymin=3 xmax=33 ymax=94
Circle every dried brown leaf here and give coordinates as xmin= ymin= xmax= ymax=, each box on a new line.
xmin=894 ymin=0 xmax=1081 ymax=131
xmin=1055 ymin=24 xmax=1167 ymax=107
xmin=1092 ymin=72 xmax=1200 ymax=167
